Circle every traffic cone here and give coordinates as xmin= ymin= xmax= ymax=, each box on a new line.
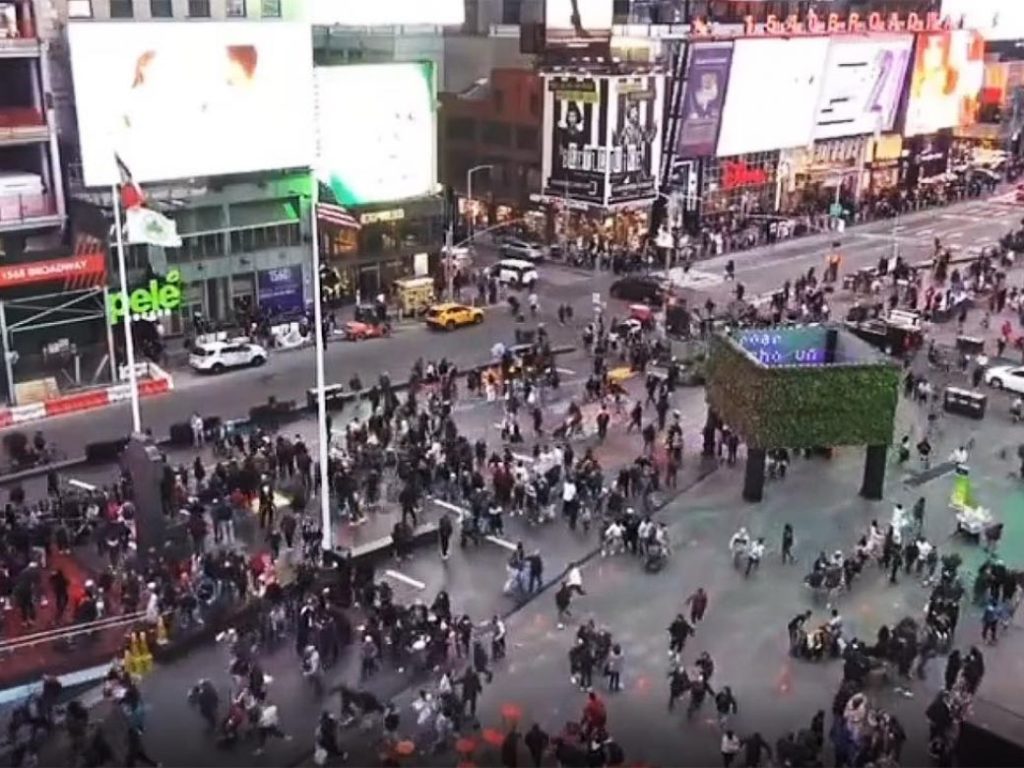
xmin=123 ymin=637 xmax=138 ymax=677
xmin=155 ymin=615 xmax=169 ymax=646
xmin=137 ymin=632 xmax=153 ymax=675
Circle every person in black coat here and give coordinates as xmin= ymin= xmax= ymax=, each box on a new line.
xmin=943 ymin=649 xmax=961 ymax=691
xmin=524 ymin=723 xmax=549 ymax=768
xmin=501 ymin=728 xmax=520 ymax=768
xmin=460 ymin=667 xmax=482 ymax=718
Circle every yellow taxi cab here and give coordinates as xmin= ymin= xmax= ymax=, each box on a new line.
xmin=424 ymin=302 xmax=484 ymax=331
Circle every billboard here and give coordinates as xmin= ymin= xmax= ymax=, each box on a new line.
xmin=258 ymin=265 xmax=304 ymax=314
xmin=0 ymin=253 xmax=106 ymax=290
xmin=315 ymin=63 xmax=437 ymax=207
xmin=308 ymin=0 xmax=464 ymax=26
xmin=541 ymin=74 xmax=609 ymax=206
xmin=904 ymin=30 xmax=985 ymax=136
xmin=814 ymin=36 xmax=914 ymax=140
xmin=941 ymin=0 xmax=1024 ymax=42
xmin=676 ymin=44 xmax=733 ymax=158
xmin=607 ymin=74 xmax=665 ymax=205
xmin=68 ymin=22 xmax=314 ymax=188
xmin=716 ymin=37 xmax=830 ymax=157
xmin=545 ymin=0 xmax=613 ymax=49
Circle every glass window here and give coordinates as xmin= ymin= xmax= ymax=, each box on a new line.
xmin=187 ymin=0 xmax=210 ymax=17
xmin=149 ymin=0 xmax=172 ymax=16
xmin=226 ymin=0 xmax=246 ymax=17
xmin=482 ymin=121 xmax=511 ymax=147
xmin=260 ymin=0 xmax=281 ymax=16
xmin=109 ymin=0 xmax=134 ymax=17
xmin=67 ymin=0 xmax=92 ymax=17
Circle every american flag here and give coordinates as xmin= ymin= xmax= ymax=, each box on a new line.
xmin=64 ymin=232 xmax=107 ymax=291
xmin=316 ymin=201 xmax=361 ymax=231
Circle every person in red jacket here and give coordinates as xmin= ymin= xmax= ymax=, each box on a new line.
xmin=581 ymin=691 xmax=606 ymax=739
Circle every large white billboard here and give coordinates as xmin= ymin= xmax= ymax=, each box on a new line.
xmin=814 ymin=36 xmax=913 ymax=141
xmin=308 ymin=0 xmax=465 ymax=26
xmin=315 ymin=63 xmax=437 ymax=207
xmin=68 ymin=22 xmax=314 ymax=188
xmin=941 ymin=0 xmax=1024 ymax=42
xmin=716 ymin=37 xmax=830 ymax=157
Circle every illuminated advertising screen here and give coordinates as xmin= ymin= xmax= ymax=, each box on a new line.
xmin=68 ymin=22 xmax=314 ymax=188
xmin=676 ymin=44 xmax=733 ymax=158
xmin=541 ymin=74 xmax=609 ymax=206
xmin=738 ymin=328 xmax=828 ymax=366
xmin=308 ymin=0 xmax=465 ymax=26
xmin=814 ymin=36 xmax=913 ymax=141
xmin=716 ymin=37 xmax=830 ymax=157
xmin=941 ymin=0 xmax=1024 ymax=42
xmin=904 ymin=30 xmax=985 ymax=137
xmin=607 ymin=74 xmax=665 ymax=205
xmin=545 ymin=0 xmax=613 ymax=49
xmin=315 ymin=63 xmax=437 ymax=206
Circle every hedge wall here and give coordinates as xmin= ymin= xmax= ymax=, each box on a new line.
xmin=705 ymin=333 xmax=900 ymax=450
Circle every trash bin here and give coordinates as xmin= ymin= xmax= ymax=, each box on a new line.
xmin=943 ymin=387 xmax=987 ymax=419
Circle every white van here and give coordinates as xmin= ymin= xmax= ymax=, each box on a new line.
xmin=492 ymin=259 xmax=538 ymax=289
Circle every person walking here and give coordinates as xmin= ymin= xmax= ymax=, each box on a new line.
xmin=438 ymin=513 xmax=453 ymax=561
xmin=982 ymin=599 xmax=1000 ymax=644
xmin=721 ymin=730 xmax=741 ymax=767
xmin=715 ymin=685 xmax=738 ymax=729
xmin=524 ymin=723 xmax=549 ymax=768
xmin=605 ymin=643 xmax=623 ymax=692
xmin=781 ymin=523 xmax=795 ymax=564
xmin=685 ymin=587 xmax=708 ymax=624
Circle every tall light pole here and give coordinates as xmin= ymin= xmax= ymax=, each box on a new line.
xmin=110 ymin=184 xmax=142 ymax=435
xmin=465 ymin=164 xmax=493 ymax=244
xmin=308 ymin=182 xmax=332 ymax=553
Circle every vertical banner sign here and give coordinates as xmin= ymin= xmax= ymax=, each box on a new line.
xmin=607 ymin=74 xmax=666 ymax=205
xmin=258 ymin=265 xmax=304 ymax=315
xmin=676 ymin=44 xmax=733 ymax=159
xmin=541 ymin=74 xmax=609 ymax=206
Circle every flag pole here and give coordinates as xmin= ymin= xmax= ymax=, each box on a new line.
xmin=111 ymin=182 xmax=142 ymax=434
xmin=310 ymin=178 xmax=332 ymax=553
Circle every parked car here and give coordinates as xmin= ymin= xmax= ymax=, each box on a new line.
xmin=424 ymin=303 xmax=485 ymax=331
xmin=984 ymin=364 xmax=1024 ymax=394
xmin=341 ymin=320 xmax=390 ymax=341
xmin=189 ymin=339 xmax=267 ymax=374
xmin=609 ymin=276 xmax=669 ymax=306
xmin=500 ymin=237 xmax=545 ymax=263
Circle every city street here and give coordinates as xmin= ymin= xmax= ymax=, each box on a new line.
xmin=19 ymin=194 xmax=1024 ymax=461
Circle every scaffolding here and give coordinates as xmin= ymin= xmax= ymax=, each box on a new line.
xmin=0 ymin=286 xmax=116 ymax=406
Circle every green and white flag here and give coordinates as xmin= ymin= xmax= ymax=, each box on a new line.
xmin=125 ymin=206 xmax=182 ymax=248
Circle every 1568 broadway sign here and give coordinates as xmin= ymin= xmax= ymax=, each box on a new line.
xmin=107 ymin=269 xmax=183 ymax=325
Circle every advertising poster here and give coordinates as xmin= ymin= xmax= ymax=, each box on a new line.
xmin=716 ymin=37 xmax=830 ymax=157
xmin=903 ymin=132 xmax=953 ymax=187
xmin=541 ymin=74 xmax=609 ymax=206
xmin=607 ymin=74 xmax=665 ymax=205
xmin=814 ymin=36 xmax=913 ymax=141
xmin=315 ymin=63 xmax=437 ymax=206
xmin=257 ymin=265 xmax=304 ymax=315
xmin=676 ymin=44 xmax=733 ymax=158
xmin=308 ymin=0 xmax=465 ymax=26
xmin=68 ymin=22 xmax=314 ymax=188
xmin=545 ymin=0 xmax=613 ymax=49
xmin=904 ymin=30 xmax=985 ymax=137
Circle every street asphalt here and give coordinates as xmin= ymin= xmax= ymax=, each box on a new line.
xmin=15 ymin=192 xmax=1024 ymax=767
xmin=12 ymin=193 xmax=1024 ymax=461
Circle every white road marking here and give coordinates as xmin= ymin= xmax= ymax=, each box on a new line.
xmin=431 ymin=498 xmax=467 ymax=519
xmin=556 ymin=367 xmax=575 ymax=375
xmin=946 ymin=231 xmax=964 ymax=239
xmin=68 ymin=479 xmax=97 ymax=491
xmin=384 ymin=570 xmax=426 ymax=590
xmin=486 ymin=535 xmax=518 ymax=551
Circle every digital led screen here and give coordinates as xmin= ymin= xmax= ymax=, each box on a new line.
xmin=307 ymin=0 xmax=465 ymax=26
xmin=716 ymin=37 xmax=830 ymax=157
xmin=904 ymin=30 xmax=985 ymax=137
xmin=68 ymin=22 xmax=314 ymax=187
xmin=315 ymin=63 xmax=437 ymax=206
xmin=941 ymin=0 xmax=1024 ymax=42
xmin=814 ymin=36 xmax=913 ymax=140
xmin=738 ymin=328 xmax=828 ymax=366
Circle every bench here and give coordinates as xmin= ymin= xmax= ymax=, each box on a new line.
xmin=347 ymin=522 xmax=439 ymax=563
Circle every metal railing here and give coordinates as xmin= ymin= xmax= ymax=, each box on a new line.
xmin=0 ymin=192 xmax=57 ymax=224
xmin=0 ymin=611 xmax=146 ymax=655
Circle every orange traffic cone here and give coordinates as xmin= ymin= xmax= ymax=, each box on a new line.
xmin=136 ymin=632 xmax=153 ymax=674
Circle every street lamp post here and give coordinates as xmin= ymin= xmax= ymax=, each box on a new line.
xmin=308 ymin=184 xmax=333 ymax=553
xmin=465 ymin=164 xmax=493 ymax=244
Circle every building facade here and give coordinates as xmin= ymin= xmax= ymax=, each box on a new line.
xmin=440 ymin=67 xmax=544 ymax=215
